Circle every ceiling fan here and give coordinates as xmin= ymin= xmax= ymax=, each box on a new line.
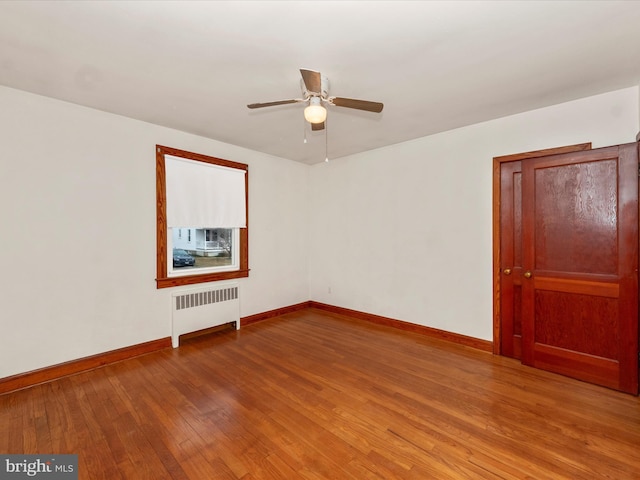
xmin=247 ymin=69 xmax=384 ymax=131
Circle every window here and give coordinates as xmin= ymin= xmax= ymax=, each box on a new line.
xmin=156 ymin=145 xmax=249 ymax=288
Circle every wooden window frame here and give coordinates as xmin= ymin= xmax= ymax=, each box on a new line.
xmin=156 ymin=145 xmax=249 ymax=289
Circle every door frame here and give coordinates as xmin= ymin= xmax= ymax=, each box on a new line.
xmin=492 ymin=142 xmax=593 ymax=355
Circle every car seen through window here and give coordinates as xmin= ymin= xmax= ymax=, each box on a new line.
xmin=172 ymin=248 xmax=195 ymax=268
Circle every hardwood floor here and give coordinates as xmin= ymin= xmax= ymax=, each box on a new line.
xmin=1 ymin=308 xmax=639 ymax=479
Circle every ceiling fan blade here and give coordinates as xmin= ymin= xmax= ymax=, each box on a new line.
xmin=311 ymin=121 xmax=325 ymax=131
xmin=332 ymin=97 xmax=384 ymax=113
xmin=300 ymin=69 xmax=322 ymax=94
xmin=247 ymin=99 xmax=298 ymax=109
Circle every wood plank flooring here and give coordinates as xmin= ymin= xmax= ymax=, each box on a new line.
xmin=1 ymin=308 xmax=639 ymax=479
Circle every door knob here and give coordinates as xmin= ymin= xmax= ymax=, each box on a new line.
xmin=523 ymin=270 xmax=532 ymax=279
xmin=503 ymin=268 xmax=512 ymax=275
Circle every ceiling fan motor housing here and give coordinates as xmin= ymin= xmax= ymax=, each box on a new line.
xmin=300 ymin=75 xmax=329 ymax=100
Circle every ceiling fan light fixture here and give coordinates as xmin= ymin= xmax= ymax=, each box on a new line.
xmin=304 ymin=98 xmax=327 ymax=124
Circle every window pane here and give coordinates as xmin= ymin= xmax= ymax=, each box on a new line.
xmin=171 ymin=227 xmax=234 ymax=271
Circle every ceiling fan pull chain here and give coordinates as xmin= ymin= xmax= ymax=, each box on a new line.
xmin=303 ymin=115 xmax=308 ymax=144
xmin=325 ymin=117 xmax=329 ymax=163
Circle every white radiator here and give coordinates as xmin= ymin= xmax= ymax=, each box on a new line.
xmin=171 ymin=282 xmax=240 ymax=348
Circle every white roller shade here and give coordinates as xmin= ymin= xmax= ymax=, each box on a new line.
xmin=165 ymin=155 xmax=246 ymax=228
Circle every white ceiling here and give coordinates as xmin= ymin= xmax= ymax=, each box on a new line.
xmin=1 ymin=1 xmax=639 ymax=165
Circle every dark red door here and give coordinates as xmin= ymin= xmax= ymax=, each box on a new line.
xmin=520 ymin=144 xmax=638 ymax=394
xmin=499 ymin=161 xmax=524 ymax=359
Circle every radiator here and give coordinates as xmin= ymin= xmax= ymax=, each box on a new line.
xmin=171 ymin=282 xmax=240 ymax=348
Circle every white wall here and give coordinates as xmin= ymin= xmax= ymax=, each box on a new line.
xmin=0 ymin=85 xmax=309 ymax=378
xmin=2 ymin=84 xmax=637 ymax=379
xmin=308 ymin=87 xmax=639 ymax=341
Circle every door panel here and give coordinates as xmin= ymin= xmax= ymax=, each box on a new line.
xmin=533 ymin=159 xmax=618 ymax=274
xmin=521 ymin=144 xmax=638 ymax=394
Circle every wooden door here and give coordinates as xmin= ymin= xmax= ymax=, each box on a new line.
xmin=521 ymin=144 xmax=638 ymax=394
xmin=496 ymin=143 xmax=593 ymax=360
xmin=499 ymin=161 xmax=524 ymax=358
